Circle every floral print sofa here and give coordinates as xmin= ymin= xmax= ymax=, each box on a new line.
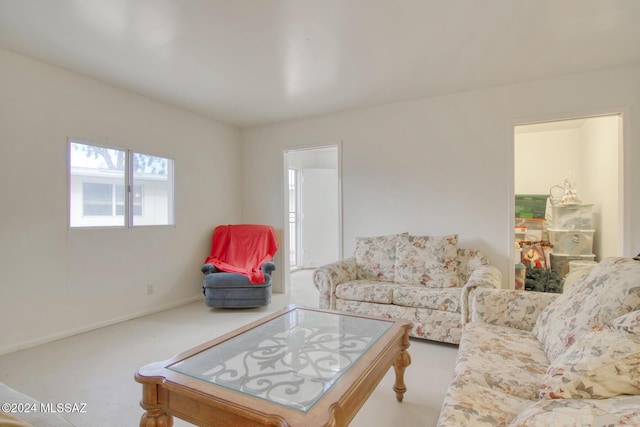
xmin=437 ymin=257 xmax=640 ymax=426
xmin=313 ymin=233 xmax=502 ymax=344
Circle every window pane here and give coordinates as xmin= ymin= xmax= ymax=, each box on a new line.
xmin=115 ymin=185 xmax=125 ymax=216
xmin=70 ymin=142 xmax=125 ymax=227
xmin=132 ymin=153 xmax=173 ymax=226
xmin=132 ymin=185 xmax=143 ymax=216
xmin=83 ymin=183 xmax=113 ymax=216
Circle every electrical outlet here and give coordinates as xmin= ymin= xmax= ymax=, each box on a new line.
xmin=147 ymin=284 xmax=154 ymax=295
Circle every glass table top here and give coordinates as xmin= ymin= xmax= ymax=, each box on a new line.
xmin=169 ymin=308 xmax=393 ymax=412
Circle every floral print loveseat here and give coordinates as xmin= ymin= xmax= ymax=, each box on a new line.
xmin=313 ymin=233 xmax=502 ymax=344
xmin=438 ymin=257 xmax=640 ymax=426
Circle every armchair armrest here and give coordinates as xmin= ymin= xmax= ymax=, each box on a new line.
xmin=460 ymin=264 xmax=502 ymax=324
xmin=313 ymin=257 xmax=358 ymax=309
xmin=469 ymin=287 xmax=559 ymax=331
xmin=262 ymin=261 xmax=276 ymax=276
xmin=201 ymin=264 xmax=219 ymax=274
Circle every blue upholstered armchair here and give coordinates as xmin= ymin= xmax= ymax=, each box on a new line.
xmin=201 ymin=224 xmax=278 ymax=308
xmin=201 ymin=262 xmax=276 ymax=308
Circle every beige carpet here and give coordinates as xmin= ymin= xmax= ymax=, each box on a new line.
xmin=0 ymin=270 xmax=457 ymax=426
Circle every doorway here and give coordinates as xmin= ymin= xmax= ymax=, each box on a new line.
xmin=283 ymin=145 xmax=341 ymax=293
xmin=513 ymin=114 xmax=624 ymax=281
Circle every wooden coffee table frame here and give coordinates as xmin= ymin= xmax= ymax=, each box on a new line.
xmin=135 ymin=305 xmax=412 ymax=427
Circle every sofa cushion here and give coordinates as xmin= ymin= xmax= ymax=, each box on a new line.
xmin=612 ymin=308 xmax=640 ymax=333
xmin=540 ymin=310 xmax=640 ymax=400
xmin=335 ymin=299 xmax=462 ymax=343
xmin=508 ymin=396 xmax=640 ymax=427
xmin=437 ymin=379 xmax=533 ymax=427
xmin=455 ymin=322 xmax=549 ymax=400
xmin=335 ymin=299 xmax=415 ymax=321
xmin=395 ymin=234 xmax=459 ymax=288
xmin=456 ymin=248 xmax=489 ymax=284
xmin=414 ymin=308 xmax=462 ymax=343
xmin=354 ymin=233 xmax=406 ymax=282
xmin=335 ymin=280 xmax=395 ymax=304
xmin=393 ymin=286 xmax=461 ymax=312
xmin=532 ymin=257 xmax=640 ymax=361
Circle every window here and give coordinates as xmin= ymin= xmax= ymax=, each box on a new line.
xmin=69 ymin=141 xmax=174 ymax=228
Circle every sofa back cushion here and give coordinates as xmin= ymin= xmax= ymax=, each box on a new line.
xmin=539 ymin=310 xmax=640 ymax=399
xmin=533 ymin=257 xmax=640 ymax=361
xmin=456 ymin=248 xmax=489 ymax=284
xmin=394 ymin=234 xmax=459 ymax=288
xmin=354 ymin=233 xmax=406 ymax=282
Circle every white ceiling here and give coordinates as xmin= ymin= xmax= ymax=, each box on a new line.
xmin=1 ymin=1 xmax=639 ymax=128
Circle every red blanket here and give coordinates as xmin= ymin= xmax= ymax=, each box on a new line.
xmin=204 ymin=224 xmax=278 ymax=284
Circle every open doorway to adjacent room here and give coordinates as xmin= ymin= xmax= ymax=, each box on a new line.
xmin=283 ymin=145 xmax=341 ymax=295
xmin=513 ymin=113 xmax=625 ymax=285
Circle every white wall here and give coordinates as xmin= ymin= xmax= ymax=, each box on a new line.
xmin=0 ymin=49 xmax=242 ymax=354
xmin=241 ymin=65 xmax=640 ymax=288
xmin=515 ymin=128 xmax=582 ymax=194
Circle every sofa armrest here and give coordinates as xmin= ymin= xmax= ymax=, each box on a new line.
xmin=313 ymin=257 xmax=358 ymax=309
xmin=469 ymin=287 xmax=559 ymax=331
xmin=460 ymin=264 xmax=502 ymax=324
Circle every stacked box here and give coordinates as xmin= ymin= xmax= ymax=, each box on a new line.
xmin=548 ymin=228 xmax=595 ymax=255
xmin=551 ymin=253 xmax=596 ymax=277
xmin=515 ymin=218 xmax=545 ymax=241
xmin=546 ymin=204 xmax=593 ymax=230
xmin=515 ymin=194 xmax=549 ymax=219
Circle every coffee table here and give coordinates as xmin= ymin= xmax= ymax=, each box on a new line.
xmin=135 ymin=305 xmax=412 ymax=426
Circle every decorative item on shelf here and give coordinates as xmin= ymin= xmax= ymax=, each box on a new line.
xmin=549 ymin=178 xmax=582 ymax=206
xmin=521 ymin=242 xmax=547 ymax=269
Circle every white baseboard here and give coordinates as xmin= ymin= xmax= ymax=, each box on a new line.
xmin=0 ymin=295 xmax=203 ymax=356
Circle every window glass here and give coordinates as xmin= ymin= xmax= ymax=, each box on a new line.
xmin=132 ymin=153 xmax=173 ymax=226
xmin=70 ymin=142 xmax=125 ymax=227
xmin=69 ymin=142 xmax=173 ymax=228
xmin=83 ymin=182 xmax=113 ymax=216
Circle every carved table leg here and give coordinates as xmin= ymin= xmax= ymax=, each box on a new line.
xmin=140 ymin=408 xmax=173 ymax=427
xmin=138 ymin=382 xmax=173 ymax=427
xmin=393 ymin=349 xmax=412 ymax=402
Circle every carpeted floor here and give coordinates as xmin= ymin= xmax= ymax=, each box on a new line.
xmin=0 ymin=270 xmax=457 ymax=426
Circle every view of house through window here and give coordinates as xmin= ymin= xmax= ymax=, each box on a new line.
xmin=69 ymin=141 xmax=174 ymax=227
